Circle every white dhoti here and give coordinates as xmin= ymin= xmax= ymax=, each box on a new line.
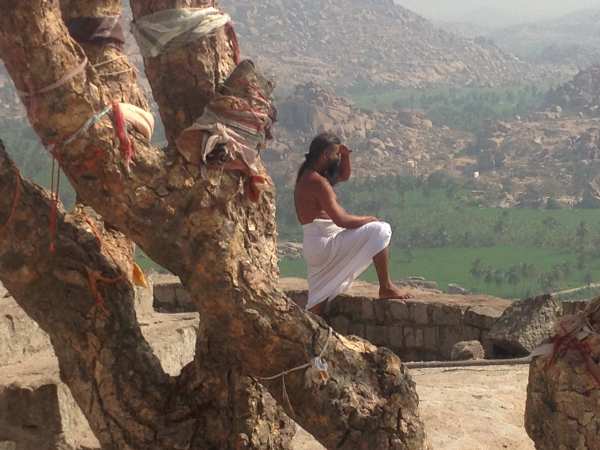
xmin=302 ymin=219 xmax=392 ymax=310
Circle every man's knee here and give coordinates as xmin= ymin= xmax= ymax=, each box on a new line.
xmin=370 ymin=221 xmax=392 ymax=246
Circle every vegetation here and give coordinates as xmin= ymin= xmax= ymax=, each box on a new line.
xmin=4 ymin=85 xmax=599 ymax=299
xmin=1 ymin=118 xmax=168 ymax=272
xmin=340 ymin=84 xmax=549 ymax=132
xmin=278 ymin=175 xmax=600 ymax=299
xmin=2 ymin=118 xmax=76 ymax=208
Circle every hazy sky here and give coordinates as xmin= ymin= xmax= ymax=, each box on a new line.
xmin=397 ymin=0 xmax=600 ymax=22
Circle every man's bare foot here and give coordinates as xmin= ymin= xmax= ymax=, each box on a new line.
xmin=379 ymin=284 xmax=411 ymax=300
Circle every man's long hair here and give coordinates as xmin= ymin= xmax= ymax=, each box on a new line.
xmin=296 ymin=132 xmax=341 ymax=184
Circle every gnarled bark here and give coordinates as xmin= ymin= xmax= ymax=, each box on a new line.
xmin=0 ymin=141 xmax=295 ymax=449
xmin=0 ymin=0 xmax=428 ymax=448
xmin=1 ymin=0 xmax=295 ymax=445
xmin=525 ymin=298 xmax=600 ymax=450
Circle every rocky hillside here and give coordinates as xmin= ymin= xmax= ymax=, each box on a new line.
xmin=463 ymin=114 xmax=600 ymax=208
xmin=488 ymin=9 xmax=600 ymax=68
xmin=266 ymin=82 xmax=474 ymax=184
xmin=220 ymin=0 xmax=557 ymax=91
xmin=546 ymin=65 xmax=600 ymax=115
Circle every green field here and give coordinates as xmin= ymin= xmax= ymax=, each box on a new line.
xmin=277 ymin=176 xmax=600 ymax=300
xmin=5 ymin=90 xmax=600 ymax=301
xmin=280 ymin=246 xmax=600 ymax=299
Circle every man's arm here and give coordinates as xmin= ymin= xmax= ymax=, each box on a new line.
xmin=314 ymin=177 xmax=376 ymax=229
xmin=337 ymin=145 xmax=352 ymax=183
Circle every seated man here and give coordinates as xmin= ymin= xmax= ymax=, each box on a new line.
xmin=294 ymin=132 xmax=410 ymax=315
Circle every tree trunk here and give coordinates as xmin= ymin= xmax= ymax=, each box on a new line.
xmin=525 ymin=298 xmax=600 ymax=450
xmin=1 ymin=0 xmax=294 ymax=447
xmin=0 ymin=0 xmax=428 ymax=448
xmin=0 ymin=141 xmax=295 ymax=450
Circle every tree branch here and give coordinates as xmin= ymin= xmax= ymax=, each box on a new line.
xmin=0 ymin=141 xmax=296 ymax=449
xmin=0 ymin=141 xmax=173 ymax=448
xmin=0 ymin=1 xmax=429 ymax=447
xmin=128 ymin=0 xmax=238 ymax=144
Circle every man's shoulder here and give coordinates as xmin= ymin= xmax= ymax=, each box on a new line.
xmin=302 ymin=171 xmax=327 ymax=184
xmin=299 ymin=172 xmax=331 ymax=191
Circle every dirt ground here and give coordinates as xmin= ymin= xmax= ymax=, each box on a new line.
xmin=292 ymin=364 xmax=533 ymax=450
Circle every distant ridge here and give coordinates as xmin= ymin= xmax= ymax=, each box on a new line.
xmin=221 ymin=0 xmax=559 ymax=90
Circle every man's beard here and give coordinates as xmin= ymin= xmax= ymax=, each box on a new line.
xmin=323 ymin=159 xmax=341 ymax=186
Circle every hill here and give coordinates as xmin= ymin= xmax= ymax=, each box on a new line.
xmin=220 ymin=0 xmax=560 ymax=91
xmin=488 ymin=9 xmax=600 ymax=68
xmin=266 ymin=82 xmax=474 ymax=184
xmin=546 ymin=65 xmax=600 ymax=115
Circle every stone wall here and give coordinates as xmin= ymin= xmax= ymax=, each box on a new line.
xmin=151 ymin=274 xmax=195 ymax=313
xmin=149 ymin=275 xmax=590 ymax=361
xmin=0 ymin=280 xmax=198 ymax=450
xmin=149 ymin=275 xmax=501 ymax=361
xmin=294 ymin=292 xmax=500 ymax=361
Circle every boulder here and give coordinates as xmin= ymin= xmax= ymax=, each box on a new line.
xmin=451 ymin=340 xmax=485 ymax=361
xmin=277 ymin=242 xmax=303 ymax=260
xmin=447 ymin=284 xmax=469 ymax=295
xmin=488 ymin=294 xmax=562 ymax=357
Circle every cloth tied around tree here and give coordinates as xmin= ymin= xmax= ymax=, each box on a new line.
xmin=531 ymin=301 xmax=600 ymax=387
xmin=131 ymin=7 xmax=233 ymax=58
xmin=176 ymin=60 xmax=276 ymax=202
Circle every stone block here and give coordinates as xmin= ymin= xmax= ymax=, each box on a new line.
xmin=431 ymin=304 xmax=463 ymax=326
xmin=451 ymin=340 xmax=485 ymax=361
xmin=423 ymin=327 xmax=438 ymax=351
xmin=153 ymin=282 xmax=178 ymax=312
xmin=175 ymin=286 xmax=195 ymax=311
xmin=389 ymin=300 xmax=409 ymax=322
xmin=360 ymin=299 xmax=376 ymax=322
xmin=373 ymin=300 xmax=387 ymax=324
xmin=139 ymin=312 xmax=199 ymax=376
xmin=388 ymin=326 xmax=404 ymax=349
xmin=0 ymin=442 xmax=16 ymax=450
xmin=399 ymin=349 xmax=423 ymax=361
xmin=366 ymin=325 xmax=387 ymax=346
xmin=414 ymin=329 xmax=424 ymax=348
xmin=464 ymin=326 xmax=482 ymax=341
xmin=488 ymin=294 xmax=562 ymax=357
xmin=330 ymin=316 xmax=350 ymax=335
xmin=404 ymin=327 xmax=416 ymax=348
xmin=0 ymin=361 xmax=100 ymax=450
xmin=336 ymin=296 xmax=365 ymax=320
xmin=153 ymin=278 xmax=196 ymax=313
xmin=480 ymin=331 xmax=494 ymax=357
xmin=464 ymin=305 xmax=503 ymax=330
xmin=438 ymin=326 xmax=466 ymax=359
xmin=411 ymin=303 xmax=430 ymax=325
xmin=447 ymin=284 xmax=469 ymax=295
xmin=134 ymin=283 xmax=154 ymax=317
xmin=347 ymin=322 xmax=365 ymax=338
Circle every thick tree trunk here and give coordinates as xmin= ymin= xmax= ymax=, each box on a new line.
xmin=0 ymin=0 xmax=428 ymax=448
xmin=0 ymin=141 xmax=295 ymax=449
